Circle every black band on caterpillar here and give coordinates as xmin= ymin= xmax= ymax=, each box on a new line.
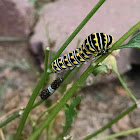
xmin=40 ymin=77 xmax=63 ymax=100
xmin=52 ymin=33 xmax=114 ymax=73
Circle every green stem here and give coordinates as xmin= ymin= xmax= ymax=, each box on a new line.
xmin=27 ymin=22 xmax=140 ymax=140
xmin=49 ymin=0 xmax=106 ymax=67
xmin=45 ymin=47 xmax=50 ymax=72
xmin=62 ymin=69 xmax=74 ymax=81
xmin=28 ymin=65 xmax=98 ymax=139
xmin=15 ymin=72 xmax=48 ymax=140
xmin=95 ymin=126 xmax=140 ymax=140
xmin=32 ymin=100 xmax=44 ymax=109
xmin=43 ymin=47 xmax=50 ymax=88
xmin=46 ymin=119 xmax=54 ymax=140
xmin=0 ymin=69 xmax=72 ymax=128
xmin=35 ymin=102 xmax=58 ymax=125
xmin=0 ymin=100 xmax=43 ymax=128
xmin=0 ymin=111 xmax=20 ymax=128
xmin=0 ymin=37 xmax=27 ymax=42
xmin=111 ymin=21 xmax=140 ymax=51
xmin=83 ymin=104 xmax=137 ymax=140
xmin=114 ymin=71 xmax=138 ymax=103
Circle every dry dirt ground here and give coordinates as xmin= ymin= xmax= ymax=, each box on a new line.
xmin=0 ymin=0 xmax=140 ymax=140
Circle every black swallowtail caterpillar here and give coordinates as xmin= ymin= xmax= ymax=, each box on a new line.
xmin=40 ymin=33 xmax=114 ymax=100
xmin=52 ymin=33 xmax=114 ymax=73
xmin=40 ymin=77 xmax=62 ymax=100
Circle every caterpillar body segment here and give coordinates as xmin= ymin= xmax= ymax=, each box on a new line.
xmin=40 ymin=78 xmax=63 ymax=100
xmin=52 ymin=33 xmax=114 ymax=73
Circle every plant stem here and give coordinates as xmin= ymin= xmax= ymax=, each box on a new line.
xmin=32 ymin=100 xmax=44 ymax=109
xmin=15 ymin=72 xmax=48 ymax=140
xmin=27 ymin=65 xmax=99 ymax=140
xmin=114 ymin=71 xmax=137 ymax=103
xmin=83 ymin=104 xmax=137 ymax=140
xmin=94 ymin=126 xmax=140 ymax=140
xmin=27 ymin=21 xmax=140 ymax=140
xmin=35 ymin=101 xmax=58 ymax=125
xmin=45 ymin=47 xmax=50 ymax=72
xmin=0 ymin=68 xmax=72 ymax=128
xmin=111 ymin=21 xmax=140 ymax=51
xmin=49 ymin=0 xmax=106 ymax=67
xmin=0 ymin=111 xmax=20 ymax=128
xmin=0 ymin=37 xmax=27 ymax=42
xmin=43 ymin=47 xmax=50 ymax=88
xmin=46 ymin=119 xmax=54 ymax=140
xmin=62 ymin=69 xmax=74 ymax=81
xmin=0 ymin=100 xmax=43 ymax=128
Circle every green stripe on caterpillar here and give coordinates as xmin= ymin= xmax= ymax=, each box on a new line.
xmin=52 ymin=33 xmax=114 ymax=73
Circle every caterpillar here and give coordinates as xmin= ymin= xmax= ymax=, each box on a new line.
xmin=40 ymin=77 xmax=62 ymax=100
xmin=40 ymin=33 xmax=114 ymax=100
xmin=52 ymin=33 xmax=114 ymax=73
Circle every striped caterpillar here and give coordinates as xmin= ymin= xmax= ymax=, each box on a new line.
xmin=52 ymin=33 xmax=114 ymax=73
xmin=40 ymin=33 xmax=114 ymax=100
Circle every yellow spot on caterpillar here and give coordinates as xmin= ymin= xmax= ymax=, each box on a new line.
xmin=54 ymin=64 xmax=57 ymax=66
xmin=95 ymin=43 xmax=98 ymax=46
xmin=64 ymin=54 xmax=67 ymax=56
xmin=76 ymin=53 xmax=79 ymax=56
xmin=83 ymin=46 xmax=85 ymax=49
xmin=84 ymin=55 xmax=89 ymax=58
xmin=80 ymin=51 xmax=83 ymax=54
xmin=86 ymin=51 xmax=92 ymax=54
xmin=64 ymin=59 xmax=68 ymax=61
xmin=59 ymin=61 xmax=62 ymax=63
xmin=67 ymin=63 xmax=71 ymax=66
xmin=61 ymin=65 xmax=66 ymax=68
xmin=93 ymin=38 xmax=97 ymax=41
xmin=80 ymin=58 xmax=84 ymax=61
xmin=104 ymin=41 xmax=107 ymax=43
xmin=71 ymin=56 xmax=74 ymax=59
xmin=89 ymin=47 xmax=95 ymax=51
xmin=56 ymin=68 xmax=59 ymax=70
xmin=86 ymin=42 xmax=89 ymax=45
xmin=73 ymin=61 xmax=77 ymax=64
xmin=92 ymin=33 xmax=95 ymax=35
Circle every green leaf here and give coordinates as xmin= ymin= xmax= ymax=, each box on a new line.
xmin=117 ymin=32 xmax=140 ymax=50
xmin=92 ymin=64 xmax=108 ymax=76
xmin=56 ymin=96 xmax=82 ymax=140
